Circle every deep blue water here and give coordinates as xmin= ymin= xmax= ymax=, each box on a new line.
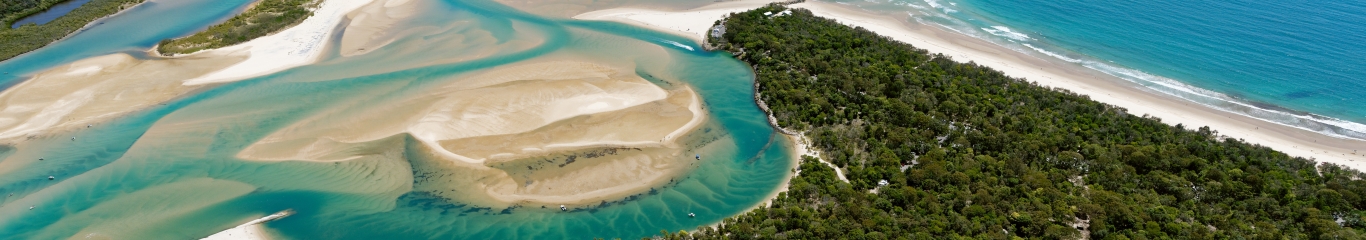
xmin=838 ymin=0 xmax=1366 ymax=139
xmin=10 ymin=0 xmax=92 ymax=28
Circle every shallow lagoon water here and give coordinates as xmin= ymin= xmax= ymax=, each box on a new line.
xmin=0 ymin=0 xmax=791 ymax=238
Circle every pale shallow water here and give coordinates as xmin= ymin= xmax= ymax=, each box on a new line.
xmin=0 ymin=0 xmax=791 ymax=238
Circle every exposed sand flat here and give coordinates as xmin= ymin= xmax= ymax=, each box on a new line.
xmin=339 ymin=0 xmax=420 ymax=57
xmin=0 ymin=52 xmax=246 ymax=143
xmin=237 ymin=60 xmax=708 ymax=208
xmin=181 ymin=0 xmax=379 ymax=85
xmin=573 ymin=0 xmax=784 ymax=43
xmin=0 ymin=0 xmax=400 ymax=144
xmin=202 ymin=210 xmax=293 ymax=240
xmin=786 ymin=1 xmax=1366 ymax=171
xmin=438 ymin=87 xmax=698 ymax=162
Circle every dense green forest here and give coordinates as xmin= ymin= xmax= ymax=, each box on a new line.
xmin=156 ymin=0 xmax=317 ymax=55
xmin=0 ymin=0 xmax=143 ymax=61
xmin=665 ymin=5 xmax=1366 ymax=239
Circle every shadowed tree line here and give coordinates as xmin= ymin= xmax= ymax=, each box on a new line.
xmin=657 ymin=4 xmax=1366 ymax=240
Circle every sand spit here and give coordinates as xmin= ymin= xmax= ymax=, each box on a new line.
xmin=0 ymin=52 xmax=246 ymax=143
xmin=573 ymin=0 xmax=785 ymax=43
xmin=202 ymin=210 xmax=293 ymax=240
xmin=180 ymin=0 xmax=380 ymax=85
xmin=237 ymin=60 xmax=709 ymax=208
xmin=788 ymin=1 xmax=1366 ymax=171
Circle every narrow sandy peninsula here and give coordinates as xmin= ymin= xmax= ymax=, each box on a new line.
xmin=584 ymin=0 xmax=1366 ymax=172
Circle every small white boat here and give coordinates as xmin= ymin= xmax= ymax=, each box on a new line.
xmin=688 ymin=213 xmax=695 ymax=218
xmin=48 ymin=176 xmax=54 ymax=180
xmin=560 ymin=205 xmax=567 ymax=211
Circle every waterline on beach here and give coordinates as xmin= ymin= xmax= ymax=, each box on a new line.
xmin=824 ymin=0 xmax=1366 ymax=141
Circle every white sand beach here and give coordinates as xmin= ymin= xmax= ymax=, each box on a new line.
xmin=573 ymin=0 xmax=784 ymax=44
xmin=180 ymin=0 xmax=379 ymax=85
xmin=582 ymin=0 xmax=1366 ymax=171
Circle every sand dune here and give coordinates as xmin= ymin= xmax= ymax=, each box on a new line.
xmin=237 ymin=60 xmax=708 ymax=208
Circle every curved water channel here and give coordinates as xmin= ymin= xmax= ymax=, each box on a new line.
xmin=0 ymin=0 xmax=792 ymax=238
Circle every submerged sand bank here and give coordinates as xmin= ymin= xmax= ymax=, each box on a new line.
xmin=0 ymin=52 xmax=246 ymax=144
xmin=237 ymin=59 xmax=711 ymax=209
xmin=202 ymin=210 xmax=292 ymax=240
xmin=0 ymin=0 xmax=402 ymax=176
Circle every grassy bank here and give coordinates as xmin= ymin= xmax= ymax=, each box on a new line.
xmin=0 ymin=0 xmax=144 ymax=62
xmin=156 ymin=0 xmax=318 ymax=55
xmin=665 ymin=4 xmax=1366 ymax=239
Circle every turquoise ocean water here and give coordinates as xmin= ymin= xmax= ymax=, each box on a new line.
xmin=0 ymin=0 xmax=791 ymax=238
xmin=833 ymin=0 xmax=1366 ymax=139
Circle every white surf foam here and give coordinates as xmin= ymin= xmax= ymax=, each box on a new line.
xmin=983 ymin=26 xmax=1032 ymax=42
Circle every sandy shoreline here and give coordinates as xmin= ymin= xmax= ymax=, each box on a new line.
xmin=586 ymin=0 xmax=1366 ymax=171
xmin=179 ymin=0 xmax=378 ymax=85
xmin=788 ymin=1 xmax=1366 ymax=170
xmin=573 ymin=0 xmax=784 ymax=44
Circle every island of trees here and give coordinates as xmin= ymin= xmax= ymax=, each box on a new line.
xmin=156 ymin=0 xmax=317 ymax=55
xmin=0 ymin=0 xmax=144 ymax=61
xmin=665 ymin=5 xmax=1366 ymax=239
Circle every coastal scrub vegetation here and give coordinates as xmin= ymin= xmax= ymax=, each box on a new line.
xmin=156 ymin=0 xmax=318 ymax=55
xmin=668 ymin=5 xmax=1366 ymax=239
xmin=0 ymin=0 xmax=144 ymax=61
